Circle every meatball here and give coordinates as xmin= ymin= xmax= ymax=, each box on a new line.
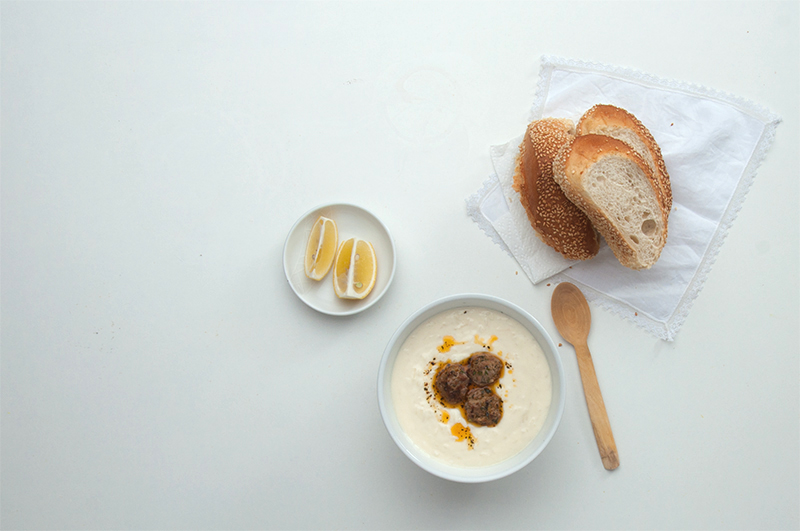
xmin=467 ymin=352 xmax=503 ymax=386
xmin=463 ymin=387 xmax=503 ymax=427
xmin=434 ymin=363 xmax=470 ymax=406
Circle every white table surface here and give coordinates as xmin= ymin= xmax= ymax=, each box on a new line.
xmin=2 ymin=2 xmax=798 ymax=529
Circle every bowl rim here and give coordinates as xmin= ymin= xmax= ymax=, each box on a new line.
xmin=377 ymin=293 xmax=566 ymax=483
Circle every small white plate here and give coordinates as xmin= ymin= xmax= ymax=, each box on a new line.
xmin=283 ymin=203 xmax=396 ymax=316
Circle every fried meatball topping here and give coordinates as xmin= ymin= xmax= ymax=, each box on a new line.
xmin=434 ymin=363 xmax=470 ymax=406
xmin=463 ymin=387 xmax=503 ymax=427
xmin=467 ymin=352 xmax=503 ymax=387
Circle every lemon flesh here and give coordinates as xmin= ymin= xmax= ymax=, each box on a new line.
xmin=304 ymin=216 xmax=338 ymax=281
xmin=333 ymin=237 xmax=377 ymax=299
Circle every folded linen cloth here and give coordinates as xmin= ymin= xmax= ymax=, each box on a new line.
xmin=466 ymin=56 xmax=781 ymax=341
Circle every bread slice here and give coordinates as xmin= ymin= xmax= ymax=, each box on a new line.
xmin=553 ymin=134 xmax=668 ymax=270
xmin=577 ymin=104 xmax=672 ymax=213
xmin=512 ymin=118 xmax=600 ymax=261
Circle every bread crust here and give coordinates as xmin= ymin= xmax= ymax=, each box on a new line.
xmin=553 ymin=134 xmax=668 ymax=270
xmin=512 ymin=119 xmax=599 ymax=261
xmin=577 ymin=104 xmax=672 ymax=213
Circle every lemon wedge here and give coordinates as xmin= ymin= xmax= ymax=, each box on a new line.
xmin=333 ymin=237 xmax=377 ymax=299
xmin=304 ymin=216 xmax=338 ymax=280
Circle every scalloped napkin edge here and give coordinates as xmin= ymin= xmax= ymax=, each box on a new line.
xmin=466 ymin=55 xmax=781 ymax=341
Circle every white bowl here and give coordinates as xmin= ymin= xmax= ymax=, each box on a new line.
xmin=377 ymin=294 xmax=565 ymax=483
xmin=283 ymin=203 xmax=396 ymax=316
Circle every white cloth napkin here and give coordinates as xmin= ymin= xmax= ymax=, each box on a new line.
xmin=466 ymin=56 xmax=781 ymax=341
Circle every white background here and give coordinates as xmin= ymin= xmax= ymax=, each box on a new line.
xmin=2 ymin=2 xmax=798 ymax=529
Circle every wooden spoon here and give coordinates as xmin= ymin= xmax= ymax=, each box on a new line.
xmin=551 ymin=282 xmax=620 ymax=470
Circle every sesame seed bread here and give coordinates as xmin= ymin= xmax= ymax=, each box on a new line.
xmin=512 ymin=118 xmax=600 ymax=261
xmin=552 ymin=134 xmax=668 ymax=270
xmin=577 ymin=104 xmax=672 ymax=213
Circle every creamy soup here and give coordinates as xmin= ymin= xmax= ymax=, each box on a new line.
xmin=391 ymin=306 xmax=552 ymax=467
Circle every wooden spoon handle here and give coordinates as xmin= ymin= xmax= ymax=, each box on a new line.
xmin=574 ymin=342 xmax=620 ymax=470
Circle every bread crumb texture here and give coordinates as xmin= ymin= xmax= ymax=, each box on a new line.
xmin=553 ymin=134 xmax=667 ymax=270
